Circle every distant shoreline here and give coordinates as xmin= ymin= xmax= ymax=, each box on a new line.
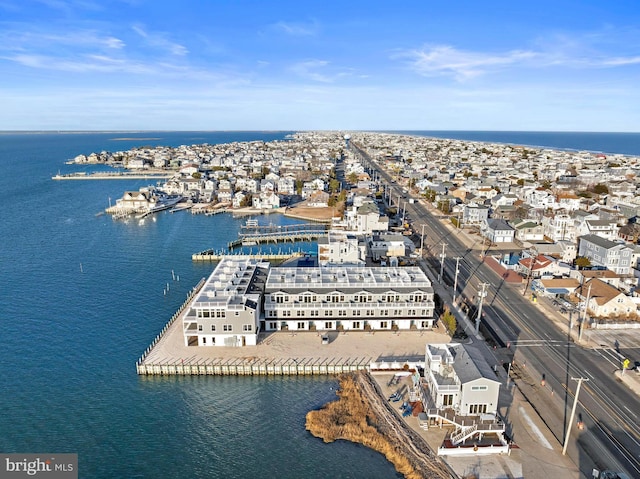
xmin=110 ymin=137 xmax=162 ymax=141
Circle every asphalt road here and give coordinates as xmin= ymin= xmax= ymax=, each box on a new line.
xmin=353 ymin=143 xmax=640 ymax=478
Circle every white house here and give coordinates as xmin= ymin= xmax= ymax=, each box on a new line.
xmin=482 ymin=219 xmax=515 ymax=243
xmin=424 ymin=343 xmax=501 ymax=416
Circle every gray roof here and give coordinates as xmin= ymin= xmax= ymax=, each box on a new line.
xmin=486 ymin=218 xmax=514 ymax=231
xmin=579 ymin=234 xmax=621 ymax=250
xmin=451 ymin=344 xmax=500 ymax=385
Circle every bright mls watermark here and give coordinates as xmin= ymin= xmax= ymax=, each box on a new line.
xmin=0 ymin=454 xmax=77 ymax=479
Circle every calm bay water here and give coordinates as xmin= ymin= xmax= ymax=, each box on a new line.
xmin=1 ymin=130 xmax=639 ymax=478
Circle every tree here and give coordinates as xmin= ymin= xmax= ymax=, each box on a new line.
xmin=347 ymin=172 xmax=359 ymax=184
xmin=441 ymin=307 xmax=457 ymax=335
xmin=240 ymin=194 xmax=252 ymax=207
xmin=191 ymin=172 xmax=202 ymax=179
xmin=437 ymin=200 xmax=450 ymax=214
xmin=329 ymin=179 xmax=340 ymax=194
xmin=516 ymin=178 xmax=525 ymax=186
xmin=592 ymin=183 xmax=609 ymax=195
xmin=575 ymin=256 xmax=591 ymax=270
xmin=424 ymin=188 xmax=436 ymax=202
xmin=295 ymin=179 xmax=303 ymax=195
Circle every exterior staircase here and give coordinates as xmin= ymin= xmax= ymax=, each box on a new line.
xmin=450 ymin=423 xmax=478 ymax=445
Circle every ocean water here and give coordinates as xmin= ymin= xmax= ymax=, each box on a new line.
xmin=391 ymin=130 xmax=640 ymax=156
xmin=0 ymin=132 xmax=399 ymax=479
xmin=2 ymin=130 xmax=639 ymax=478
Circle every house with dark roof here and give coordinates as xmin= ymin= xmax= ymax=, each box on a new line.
xmin=482 ymin=218 xmax=515 ymax=243
xmin=577 ymin=234 xmax=633 ymax=275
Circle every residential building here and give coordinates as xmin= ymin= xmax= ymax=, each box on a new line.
xmin=482 ymin=219 xmax=515 ymax=243
xmin=511 ymin=219 xmax=544 ymax=242
xmin=263 ymin=265 xmax=435 ymax=332
xmin=578 ymin=278 xmax=637 ymax=318
xmin=317 ymin=232 xmax=365 ymax=266
xmin=462 ymin=203 xmax=489 ymax=226
xmin=578 ymin=234 xmax=634 ymax=275
xmin=424 ymin=343 xmax=501 ymax=416
xmin=182 ymin=258 xmax=270 ymax=347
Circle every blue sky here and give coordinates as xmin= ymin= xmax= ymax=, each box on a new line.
xmin=1 ymin=0 xmax=639 ymax=131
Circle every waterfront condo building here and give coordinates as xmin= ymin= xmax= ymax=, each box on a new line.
xmin=262 ymin=265 xmax=435 ymax=332
xmin=183 ymin=258 xmax=269 ymax=347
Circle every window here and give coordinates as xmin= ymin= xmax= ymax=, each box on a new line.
xmin=468 ymin=404 xmax=487 ymax=414
xmin=223 ymin=324 xmax=232 ymax=332
xmin=471 ymin=386 xmax=488 ymax=391
xmin=269 ymin=322 xmax=277 ymax=329
xmin=327 ymin=310 xmax=333 ymax=316
xmin=198 ymin=325 xmax=203 ymax=332
xmin=380 ymin=321 xmax=388 ymax=329
xmin=421 ymin=321 xmax=430 ymax=328
xmin=211 ymin=325 xmax=216 ymax=332
xmin=202 ymin=337 xmax=206 ymax=344
xmin=296 ymin=310 xmax=303 ymax=316
xmin=354 ymin=310 xmax=361 ymax=316
xmin=324 ymin=321 xmax=333 ymax=329
xmin=353 ymin=321 xmax=361 ymax=329
xmin=276 ymin=296 xmax=284 ymax=303
xmin=243 ymin=324 xmax=252 ymax=332
xmin=297 ymin=322 xmax=305 ymax=329
xmin=443 ymin=394 xmax=453 ymax=406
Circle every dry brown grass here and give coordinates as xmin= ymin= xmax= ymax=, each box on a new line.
xmin=306 ymin=374 xmax=428 ymax=479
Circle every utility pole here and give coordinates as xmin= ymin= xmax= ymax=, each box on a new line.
xmin=439 ymin=243 xmax=447 ymax=282
xmin=523 ymin=249 xmax=538 ymax=297
xmin=453 ymin=257 xmax=461 ymax=304
xmin=579 ymin=283 xmax=592 ymax=342
xmin=420 ymin=224 xmax=427 ymax=257
xmin=562 ymin=377 xmax=589 ymax=455
xmin=475 ymin=283 xmax=488 ymax=334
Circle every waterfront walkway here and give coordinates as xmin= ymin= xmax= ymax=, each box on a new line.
xmin=137 ymin=307 xmax=451 ymax=375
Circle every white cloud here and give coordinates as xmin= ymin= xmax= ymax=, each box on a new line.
xmin=398 ymin=45 xmax=537 ymax=81
xmin=290 ymin=60 xmax=333 ymax=83
xmin=273 ymin=21 xmax=317 ymax=36
xmin=397 ymin=38 xmax=640 ymax=81
xmin=132 ymin=24 xmax=188 ymax=56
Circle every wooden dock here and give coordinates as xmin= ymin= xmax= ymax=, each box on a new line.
xmin=136 ymin=356 xmax=373 ymax=376
xmin=52 ymin=172 xmax=173 ymax=180
xmin=192 ymin=251 xmax=306 ymax=262
xmin=228 ymin=227 xmax=329 ymax=249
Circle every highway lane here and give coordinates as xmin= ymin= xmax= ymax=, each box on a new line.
xmin=354 ymin=144 xmax=640 ymax=477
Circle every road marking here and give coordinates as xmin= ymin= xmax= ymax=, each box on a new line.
xmin=518 ymin=405 xmax=553 ymax=449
